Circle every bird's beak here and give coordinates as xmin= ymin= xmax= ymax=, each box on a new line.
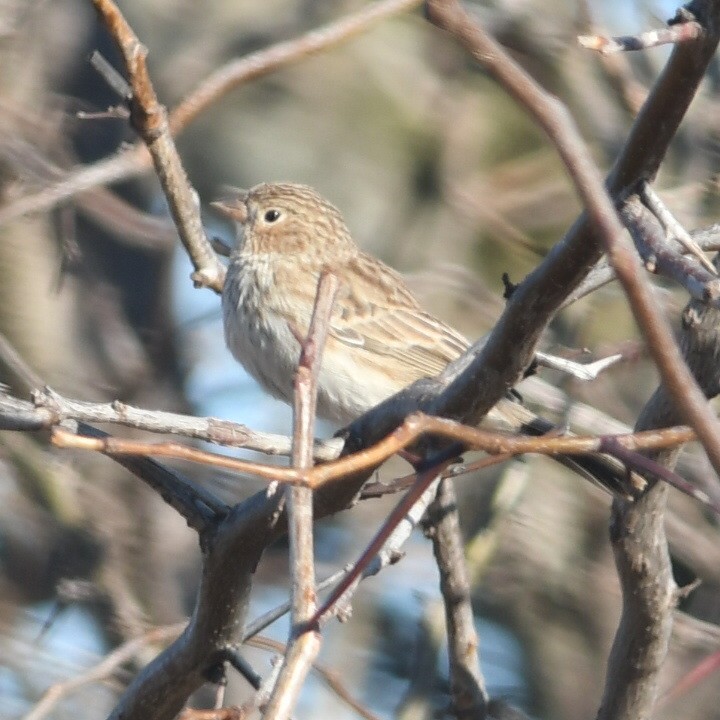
xmin=210 ymin=187 xmax=249 ymax=224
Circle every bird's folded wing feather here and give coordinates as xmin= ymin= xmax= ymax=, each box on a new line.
xmin=329 ymin=255 xmax=470 ymax=380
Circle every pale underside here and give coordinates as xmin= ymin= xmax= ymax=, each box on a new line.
xmin=222 ymin=249 xmax=470 ymax=424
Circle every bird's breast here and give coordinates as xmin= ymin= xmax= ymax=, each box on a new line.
xmin=222 ymin=254 xmax=300 ymax=404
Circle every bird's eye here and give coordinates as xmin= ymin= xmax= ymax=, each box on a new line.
xmin=264 ymin=209 xmax=281 ymax=223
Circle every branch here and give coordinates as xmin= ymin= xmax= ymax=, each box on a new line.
xmin=600 ymin=162 xmax=720 ymax=718
xmin=51 ymin=409 xmax=720 ymax=515
xmin=312 ymin=457 xmax=456 ymax=625
xmin=0 ymin=0 xmax=421 ymax=228
xmin=165 ymin=0 xmax=422 ymax=137
xmin=90 ymin=0 xmax=224 ymax=290
xmin=49 ymin=409 xmax=707 ymax=493
xmin=23 ymin=624 xmax=185 ymax=720
xmin=426 ymin=479 xmax=487 ymax=719
xmin=621 ymin=195 xmax=720 ymax=307
xmin=598 ymin=486 xmax=675 ymax=720
xmin=578 ymin=9 xmax=702 ymax=55
xmin=31 ymin=386 xmax=342 ymax=461
xmin=337 ymin=0 xmax=718 ymax=465
xmin=425 ymin=0 xmax=720 ymax=483
xmin=246 ymin=636 xmax=382 ymax=720
xmin=263 ymin=273 xmax=338 ymax=720
xmin=565 ymin=224 xmax=720 ymax=306
xmin=640 ymin=183 xmax=717 ymax=275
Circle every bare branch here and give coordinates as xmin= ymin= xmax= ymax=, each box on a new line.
xmin=247 ymin=636 xmax=382 ymax=720
xmin=32 ymin=387 xmax=342 ymax=461
xmin=311 ymin=455 xmax=457 ymax=626
xmin=427 ymin=479 xmax=487 ymax=719
xmin=241 ymin=567 xmax=351 ymax=642
xmin=263 ymin=273 xmax=338 ymax=720
xmin=418 ymin=0 xmax=720 ymax=486
xmin=598 ymin=486 xmax=676 ymax=720
xmin=640 ymin=183 xmax=717 ymax=275
xmin=621 ymin=196 xmax=720 ymax=307
xmin=565 ymin=225 xmax=720 ymax=306
xmin=579 ymin=10 xmax=702 ymax=55
xmin=88 ymin=49 xmax=132 ymax=100
xmin=47 ymin=407 xmax=720 ymax=514
xmin=166 ymin=0 xmax=422 ymax=137
xmin=0 ymin=0 xmax=422 ymax=228
xmin=71 ymin=422 xmax=227 ymax=529
xmin=534 ymin=350 xmax=622 ymax=380
xmin=90 ymin=0 xmax=224 ymax=290
xmin=23 ymin=624 xmax=185 ymax=720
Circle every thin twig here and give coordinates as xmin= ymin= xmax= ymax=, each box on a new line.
xmin=565 ymin=226 xmax=720 ymax=306
xmin=262 ymin=273 xmax=338 ymax=720
xmin=23 ymin=624 xmax=185 ymax=720
xmin=166 ymin=0 xmax=422 ymax=136
xmin=578 ymin=13 xmax=702 ymax=55
xmin=75 ymin=422 xmax=227 ymax=529
xmin=426 ymin=479 xmax=487 ymax=718
xmin=0 ymin=331 xmax=45 ymax=395
xmin=89 ymin=50 xmax=132 ymax=100
xmin=248 ymin=636 xmax=382 ymax=720
xmin=311 ymin=457 xmax=455 ymax=626
xmin=640 ymin=182 xmax=717 ymax=275
xmin=50 ymin=412 xmax=695 ymax=485
xmin=621 ymin=196 xmax=720 ymax=307
xmin=534 ymin=350 xmax=622 ymax=379
xmin=241 ymin=566 xmax=352 ymax=642
xmin=322 ymin=474 xmax=444 ymax=625
xmin=361 ymin=451 xmax=512 ymax=498
xmin=659 ymin=649 xmax=720 ymax=707
xmin=90 ymin=0 xmax=224 ymax=290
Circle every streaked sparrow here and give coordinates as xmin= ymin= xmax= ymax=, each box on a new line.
xmin=214 ymin=182 xmax=633 ymax=496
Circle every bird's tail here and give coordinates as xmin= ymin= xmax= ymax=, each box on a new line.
xmin=487 ymin=397 xmax=646 ymax=499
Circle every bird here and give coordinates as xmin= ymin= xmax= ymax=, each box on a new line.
xmin=213 ymin=182 xmax=638 ymax=497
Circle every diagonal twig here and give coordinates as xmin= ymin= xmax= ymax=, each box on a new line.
xmin=640 ymin=182 xmax=717 ymax=275
xmin=311 ymin=454 xmax=457 ymax=626
xmin=90 ymin=0 xmax=224 ymax=290
xmin=426 ymin=479 xmax=487 ymax=718
xmin=23 ymin=624 xmax=186 ymax=720
xmin=578 ymin=9 xmax=703 ymax=55
xmin=0 ymin=0 xmax=422 ymax=229
xmin=621 ymin=195 xmax=720 ymax=307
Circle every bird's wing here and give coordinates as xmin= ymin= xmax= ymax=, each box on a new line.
xmin=329 ymin=254 xmax=469 ymax=381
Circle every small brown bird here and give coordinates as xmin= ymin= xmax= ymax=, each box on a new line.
xmin=215 ymin=182 xmax=634 ymax=495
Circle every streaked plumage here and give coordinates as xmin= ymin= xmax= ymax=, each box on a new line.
xmin=218 ymin=182 xmax=473 ymax=424
xmin=216 ymin=182 xmax=637 ymax=497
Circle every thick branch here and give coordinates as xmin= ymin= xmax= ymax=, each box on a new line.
xmin=342 ymin=0 xmax=720 ymax=480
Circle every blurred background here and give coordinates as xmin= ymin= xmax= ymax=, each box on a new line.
xmin=1 ymin=0 xmax=720 ymax=718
